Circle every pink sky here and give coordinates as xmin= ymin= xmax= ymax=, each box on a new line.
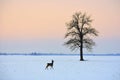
xmin=0 ymin=0 xmax=120 ymax=53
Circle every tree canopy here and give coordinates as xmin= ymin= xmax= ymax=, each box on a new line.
xmin=64 ymin=11 xmax=99 ymax=61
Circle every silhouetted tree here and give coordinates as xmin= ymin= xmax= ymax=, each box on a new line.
xmin=64 ymin=11 xmax=98 ymax=61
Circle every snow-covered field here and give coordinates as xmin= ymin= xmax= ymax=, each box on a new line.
xmin=0 ymin=55 xmax=120 ymax=80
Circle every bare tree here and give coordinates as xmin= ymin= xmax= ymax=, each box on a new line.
xmin=64 ymin=11 xmax=99 ymax=61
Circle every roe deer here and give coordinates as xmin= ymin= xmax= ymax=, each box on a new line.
xmin=45 ymin=60 xmax=54 ymax=69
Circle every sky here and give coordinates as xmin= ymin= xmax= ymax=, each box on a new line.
xmin=0 ymin=0 xmax=120 ymax=54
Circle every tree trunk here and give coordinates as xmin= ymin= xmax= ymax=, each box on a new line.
xmin=80 ymin=35 xmax=84 ymax=61
xmin=80 ymin=45 xmax=84 ymax=61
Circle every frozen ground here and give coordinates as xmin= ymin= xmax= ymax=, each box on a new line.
xmin=0 ymin=55 xmax=120 ymax=80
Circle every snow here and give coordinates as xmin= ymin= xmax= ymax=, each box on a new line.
xmin=0 ymin=55 xmax=120 ymax=80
